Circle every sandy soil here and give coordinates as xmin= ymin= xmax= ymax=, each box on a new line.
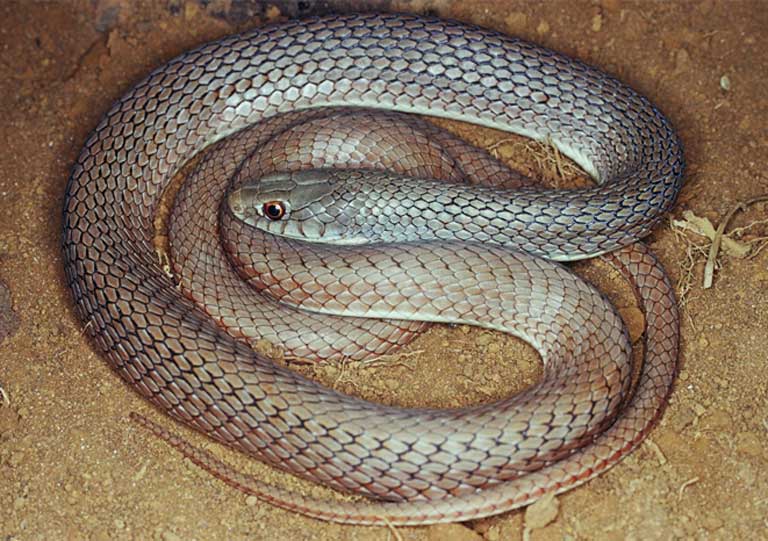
xmin=1 ymin=1 xmax=766 ymax=539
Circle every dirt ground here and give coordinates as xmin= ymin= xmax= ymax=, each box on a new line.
xmin=1 ymin=0 xmax=766 ymax=540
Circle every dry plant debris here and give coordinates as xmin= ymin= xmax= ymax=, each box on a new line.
xmin=672 ymin=195 xmax=768 ymax=293
xmin=0 ymin=384 xmax=9 ymax=407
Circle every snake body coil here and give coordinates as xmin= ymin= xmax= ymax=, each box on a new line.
xmin=63 ymin=14 xmax=682 ymax=524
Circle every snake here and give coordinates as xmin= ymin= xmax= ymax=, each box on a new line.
xmin=62 ymin=13 xmax=683 ymax=525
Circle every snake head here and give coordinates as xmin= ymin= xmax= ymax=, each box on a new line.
xmin=227 ymin=169 xmax=370 ymax=244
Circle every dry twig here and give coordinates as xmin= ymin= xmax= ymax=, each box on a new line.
xmin=704 ymin=195 xmax=768 ymax=288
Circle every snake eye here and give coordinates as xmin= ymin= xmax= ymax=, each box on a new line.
xmin=263 ymin=201 xmax=286 ymax=220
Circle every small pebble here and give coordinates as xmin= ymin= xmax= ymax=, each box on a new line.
xmin=691 ymin=401 xmax=706 ymax=416
xmin=161 ymin=531 xmax=182 ymax=541
xmin=591 ymin=13 xmax=603 ymax=32
xmin=736 ymin=432 xmax=761 ymax=457
xmin=702 ymin=515 xmax=723 ymax=531
xmin=720 ymin=75 xmax=731 ymax=91
xmin=132 ymin=463 xmax=148 ymax=482
xmin=736 ymin=462 xmax=756 ymax=486
xmin=8 ymin=451 xmax=24 ymax=468
xmin=384 ymin=378 xmax=399 ymax=392
xmin=525 ymin=492 xmax=560 ymax=530
xmin=703 ymin=409 xmax=730 ymax=430
xmin=90 ymin=528 xmax=111 ymax=541
xmin=674 ymin=48 xmax=691 ymax=72
xmin=505 ymin=12 xmax=528 ymax=33
xmin=265 ymin=5 xmax=281 ymax=21
xmin=183 ymin=3 xmax=199 ymax=20
xmin=0 ymin=407 xmax=21 ymax=434
xmin=322 ymin=365 xmax=338 ymax=378
xmin=672 ymin=406 xmax=697 ymax=431
xmin=476 ymin=333 xmax=493 ymax=347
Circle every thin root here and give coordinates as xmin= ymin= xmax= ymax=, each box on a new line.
xmin=80 ymin=319 xmax=94 ymax=336
xmin=361 ymin=349 xmax=422 ymax=369
xmin=670 ymin=220 xmax=706 ymax=329
xmin=315 ymin=350 xmax=421 ymax=391
xmin=678 ymin=476 xmax=700 ymax=501
xmin=643 ymin=438 xmax=667 ymax=466
xmin=380 ymin=517 xmax=404 ymax=541
xmin=0 ymin=384 xmax=9 ymax=407
xmin=545 ymin=135 xmax=567 ymax=182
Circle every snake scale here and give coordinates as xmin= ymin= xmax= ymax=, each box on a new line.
xmin=63 ymin=14 xmax=683 ymax=525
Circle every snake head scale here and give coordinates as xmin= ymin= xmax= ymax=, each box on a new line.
xmin=227 ymin=169 xmax=374 ymax=245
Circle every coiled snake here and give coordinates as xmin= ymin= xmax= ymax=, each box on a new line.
xmin=63 ymin=14 xmax=683 ymax=525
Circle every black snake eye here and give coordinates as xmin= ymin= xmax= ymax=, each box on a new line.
xmin=262 ymin=201 xmax=286 ymax=220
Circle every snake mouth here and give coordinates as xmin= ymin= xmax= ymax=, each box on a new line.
xmin=266 ymin=228 xmax=371 ymax=246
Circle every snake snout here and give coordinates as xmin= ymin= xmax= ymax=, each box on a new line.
xmin=227 ymin=168 xmax=372 ymax=244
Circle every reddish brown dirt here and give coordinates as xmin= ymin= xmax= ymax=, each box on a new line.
xmin=1 ymin=1 xmax=766 ymax=540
